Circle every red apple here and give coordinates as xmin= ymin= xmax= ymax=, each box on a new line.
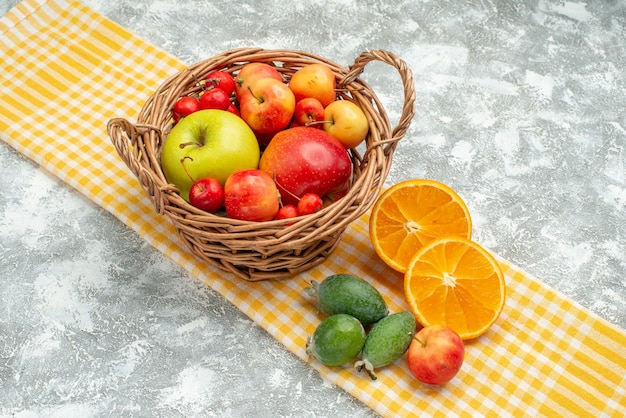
xmin=297 ymin=193 xmax=323 ymax=215
xmin=189 ymin=177 xmax=224 ymax=212
xmin=172 ymin=96 xmax=201 ymax=123
xmin=289 ymin=63 xmax=336 ymax=107
xmin=206 ymin=70 xmax=235 ymax=97
xmin=224 ymin=169 xmax=280 ymax=222
xmin=234 ymin=62 xmax=283 ymax=99
xmin=239 ymin=78 xmax=295 ymax=134
xmin=294 ymin=97 xmax=325 ymax=127
xmin=407 ymin=325 xmax=464 ymax=385
xmin=325 ymin=177 xmax=352 ymax=203
xmin=274 ymin=204 xmax=299 ymax=222
xmin=226 ymin=102 xmax=240 ymax=117
xmin=259 ymin=126 xmax=352 ymax=206
xmin=199 ymin=88 xmax=231 ymax=111
xmin=323 ymin=100 xmax=369 ymax=149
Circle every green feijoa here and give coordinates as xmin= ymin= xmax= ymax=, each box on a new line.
xmin=306 ymin=314 xmax=367 ymax=367
xmin=354 ymin=311 xmax=416 ymax=380
xmin=305 ymin=274 xmax=389 ymax=325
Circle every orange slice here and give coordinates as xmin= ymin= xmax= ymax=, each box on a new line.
xmin=404 ymin=237 xmax=505 ymax=340
xmin=369 ymin=179 xmax=472 ymax=273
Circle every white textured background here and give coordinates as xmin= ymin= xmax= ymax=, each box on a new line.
xmin=1 ymin=0 xmax=625 ymax=416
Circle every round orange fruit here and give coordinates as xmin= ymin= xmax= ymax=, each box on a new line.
xmin=369 ymin=179 xmax=472 ymax=273
xmin=404 ymin=237 xmax=506 ymax=340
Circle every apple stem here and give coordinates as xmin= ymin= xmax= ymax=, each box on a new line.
xmin=180 ymin=156 xmax=197 ymax=183
xmin=178 ymin=141 xmax=200 ymax=149
xmin=305 ymin=120 xmax=331 ymax=127
xmin=247 ymin=86 xmax=264 ymax=104
xmin=413 ymin=335 xmax=426 ymax=348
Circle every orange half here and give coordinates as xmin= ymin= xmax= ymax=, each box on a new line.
xmin=404 ymin=237 xmax=505 ymax=340
xmin=369 ymin=179 xmax=472 ymax=273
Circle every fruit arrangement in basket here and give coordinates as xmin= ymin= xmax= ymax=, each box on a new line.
xmin=107 ymin=48 xmax=416 ymax=281
xmin=162 ymin=62 xmax=374 ymax=221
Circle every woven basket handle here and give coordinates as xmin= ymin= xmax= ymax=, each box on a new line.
xmin=107 ymin=118 xmax=144 ymax=177
xmin=107 ymin=118 xmax=174 ymax=215
xmin=342 ymin=50 xmax=416 ymax=143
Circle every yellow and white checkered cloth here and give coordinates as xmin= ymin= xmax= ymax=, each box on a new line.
xmin=1 ymin=0 xmax=625 ymax=416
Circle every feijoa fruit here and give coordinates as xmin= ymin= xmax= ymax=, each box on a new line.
xmin=305 ymin=274 xmax=388 ymax=325
xmin=306 ymin=314 xmax=366 ymax=367
xmin=354 ymin=311 xmax=416 ymax=380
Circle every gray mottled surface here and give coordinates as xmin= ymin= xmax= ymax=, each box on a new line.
xmin=1 ymin=0 xmax=625 ymax=416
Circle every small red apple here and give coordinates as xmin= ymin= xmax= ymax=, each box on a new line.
xmin=297 ymin=193 xmax=323 ymax=215
xmin=274 ymin=204 xmax=299 ymax=223
xmin=407 ymin=325 xmax=464 ymax=385
xmin=199 ymin=88 xmax=231 ymax=111
xmin=234 ymin=62 xmax=283 ymax=99
xmin=224 ymin=169 xmax=280 ymax=222
xmin=206 ymin=70 xmax=235 ymax=97
xmin=226 ymin=103 xmax=241 ymax=117
xmin=172 ymin=96 xmax=201 ymax=123
xmin=189 ymin=177 xmax=224 ymax=212
xmin=294 ymin=97 xmax=325 ymax=127
xmin=289 ymin=63 xmax=336 ymax=107
xmin=239 ymin=78 xmax=295 ymax=134
xmin=259 ymin=126 xmax=352 ymax=206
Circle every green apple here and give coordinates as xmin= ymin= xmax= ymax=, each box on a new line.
xmin=161 ymin=109 xmax=260 ymax=201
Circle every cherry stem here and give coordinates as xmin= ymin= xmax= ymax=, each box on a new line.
xmin=180 ymin=156 xmax=196 ymax=183
xmin=272 ymin=175 xmax=300 ymax=202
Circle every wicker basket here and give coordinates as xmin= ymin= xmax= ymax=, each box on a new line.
xmin=107 ymin=48 xmax=415 ymax=281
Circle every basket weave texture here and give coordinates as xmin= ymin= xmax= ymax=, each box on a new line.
xmin=107 ymin=48 xmax=415 ymax=281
